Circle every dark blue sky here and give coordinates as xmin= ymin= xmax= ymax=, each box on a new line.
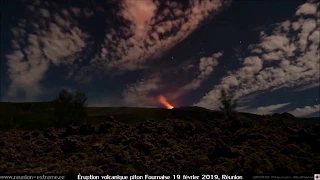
xmin=1 ymin=0 xmax=319 ymax=117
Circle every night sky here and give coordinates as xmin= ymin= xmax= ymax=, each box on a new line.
xmin=1 ymin=0 xmax=319 ymax=117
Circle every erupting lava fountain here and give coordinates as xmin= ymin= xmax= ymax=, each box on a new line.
xmin=157 ymin=95 xmax=174 ymax=109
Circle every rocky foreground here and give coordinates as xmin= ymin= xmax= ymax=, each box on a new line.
xmin=0 ymin=116 xmax=319 ymax=174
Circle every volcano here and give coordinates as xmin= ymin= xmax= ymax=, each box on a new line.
xmin=157 ymin=95 xmax=174 ymax=109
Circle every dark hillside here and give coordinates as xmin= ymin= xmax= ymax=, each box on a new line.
xmin=1 ymin=102 xmax=319 ymax=130
xmin=0 ymin=102 xmax=319 ymax=174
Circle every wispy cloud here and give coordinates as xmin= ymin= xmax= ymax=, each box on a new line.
xmin=122 ymin=75 xmax=161 ymax=107
xmin=195 ymin=1 xmax=320 ymax=110
xmin=238 ymin=102 xmax=292 ymax=115
xmin=293 ymin=82 xmax=320 ymax=92
xmin=288 ymin=104 xmax=320 ymax=117
xmin=172 ymin=52 xmax=223 ymax=98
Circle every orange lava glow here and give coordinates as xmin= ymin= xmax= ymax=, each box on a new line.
xmin=157 ymin=95 xmax=174 ymax=109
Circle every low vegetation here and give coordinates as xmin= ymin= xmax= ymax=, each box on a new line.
xmin=52 ymin=89 xmax=88 ymax=127
xmin=0 ymin=89 xmax=88 ymax=130
xmin=219 ymin=88 xmax=238 ymax=119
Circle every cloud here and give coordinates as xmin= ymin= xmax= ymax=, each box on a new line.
xmin=199 ymin=52 xmax=222 ymax=78
xmin=236 ymin=106 xmax=250 ymax=111
xmin=122 ymin=52 xmax=223 ymax=106
xmin=295 ymin=2 xmax=318 ymax=15
xmin=195 ymin=1 xmax=320 ymax=110
xmin=5 ymin=0 xmax=231 ymax=100
xmin=236 ymin=92 xmax=262 ymax=105
xmin=122 ymin=75 xmax=161 ymax=107
xmin=118 ymin=0 xmax=157 ymax=39
xmin=89 ymin=0 xmax=231 ymax=72
xmin=175 ymin=52 xmax=222 ymax=95
xmin=293 ymin=82 xmax=320 ymax=91
xmin=288 ymin=104 xmax=320 ymax=117
xmin=238 ymin=102 xmax=291 ymax=115
xmin=5 ymin=4 xmax=89 ymax=100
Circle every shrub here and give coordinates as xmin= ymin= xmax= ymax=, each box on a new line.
xmin=52 ymin=89 xmax=88 ymax=127
xmin=219 ymin=88 xmax=238 ymax=118
xmin=72 ymin=90 xmax=88 ymax=124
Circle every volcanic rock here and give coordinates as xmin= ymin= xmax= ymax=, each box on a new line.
xmin=273 ymin=112 xmax=295 ymax=119
xmin=147 ymin=118 xmax=155 ymax=123
xmin=106 ymin=116 xmax=115 ymax=122
xmin=22 ymin=132 xmax=31 ymax=140
xmin=30 ymin=131 xmax=39 ymax=138
xmin=60 ymin=137 xmax=81 ymax=154
xmin=1 ymin=110 xmax=319 ymax=174
xmin=0 ymin=139 xmax=5 ymax=148
xmin=98 ymin=121 xmax=115 ymax=134
xmin=65 ymin=125 xmax=79 ymax=136
xmin=43 ymin=128 xmax=57 ymax=140
xmin=133 ymin=141 xmax=154 ymax=155
xmin=91 ymin=143 xmax=104 ymax=152
xmin=79 ymin=124 xmax=96 ymax=135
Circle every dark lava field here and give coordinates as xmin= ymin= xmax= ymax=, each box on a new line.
xmin=0 ymin=110 xmax=319 ymax=174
